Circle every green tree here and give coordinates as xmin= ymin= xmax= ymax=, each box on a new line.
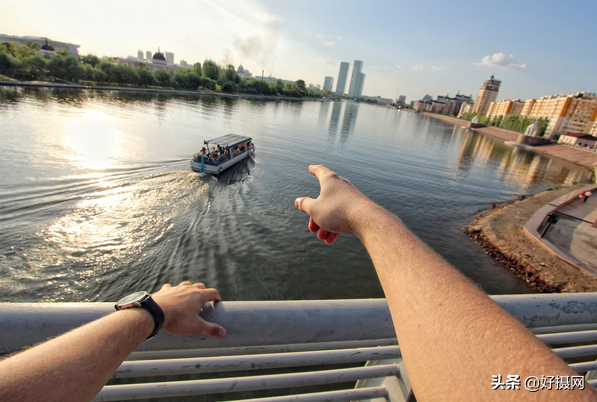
xmin=81 ymin=54 xmax=100 ymax=67
xmin=225 ymin=64 xmax=239 ymax=83
xmin=154 ymin=69 xmax=173 ymax=87
xmin=296 ymin=79 xmax=306 ymax=92
xmin=0 ymin=42 xmax=18 ymax=57
xmin=110 ymin=65 xmax=139 ymax=85
xmin=0 ymin=50 xmax=16 ymax=73
xmin=537 ymin=117 xmax=549 ymax=137
xmin=47 ymin=54 xmax=84 ymax=82
xmin=26 ymin=41 xmax=41 ymax=51
xmin=221 ymin=81 xmax=237 ymax=93
xmin=273 ymin=79 xmax=284 ymax=94
xmin=77 ymin=64 xmax=93 ymax=81
xmin=490 ymin=115 xmax=503 ymax=127
xmin=98 ymin=61 xmax=114 ymax=77
xmin=21 ymin=54 xmax=47 ymax=79
xmin=193 ymin=62 xmax=201 ymax=76
xmin=202 ymin=61 xmax=220 ymax=81
xmin=174 ymin=73 xmax=190 ymax=89
xmin=200 ymin=77 xmax=216 ymax=90
xmin=186 ymin=72 xmax=201 ymax=90
xmin=136 ymin=68 xmax=156 ymax=87
xmin=93 ymin=67 xmax=108 ymax=83
xmin=461 ymin=112 xmax=477 ymax=121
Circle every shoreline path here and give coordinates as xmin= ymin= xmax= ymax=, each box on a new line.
xmin=419 ymin=112 xmax=597 ymax=293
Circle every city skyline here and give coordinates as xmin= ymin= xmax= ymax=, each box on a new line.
xmin=2 ymin=0 xmax=596 ymax=102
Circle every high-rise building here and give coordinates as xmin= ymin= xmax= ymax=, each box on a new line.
xmin=347 ymin=60 xmax=364 ymax=98
xmin=353 ymin=72 xmax=366 ymax=99
xmin=146 ymin=50 xmax=152 ymax=60
xmin=323 ymin=76 xmax=334 ymax=92
xmin=473 ymin=75 xmax=501 ymax=116
xmin=137 ymin=50 xmax=144 ymax=59
xmin=165 ymin=52 xmax=174 ymax=66
xmin=335 ymin=62 xmax=349 ymax=96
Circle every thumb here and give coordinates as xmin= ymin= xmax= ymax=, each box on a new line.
xmin=201 ymin=320 xmax=227 ymax=338
xmin=295 ymin=196 xmax=315 ymax=213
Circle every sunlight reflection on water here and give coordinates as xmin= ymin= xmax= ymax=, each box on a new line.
xmin=0 ymin=88 xmax=593 ymax=302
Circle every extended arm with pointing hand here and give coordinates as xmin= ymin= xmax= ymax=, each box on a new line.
xmin=0 ymin=281 xmax=226 ymax=402
xmin=295 ymin=164 xmax=595 ymax=401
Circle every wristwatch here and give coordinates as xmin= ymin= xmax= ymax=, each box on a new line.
xmin=114 ymin=291 xmax=164 ymax=340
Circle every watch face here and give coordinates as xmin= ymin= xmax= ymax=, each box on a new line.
xmin=117 ymin=291 xmax=148 ymax=307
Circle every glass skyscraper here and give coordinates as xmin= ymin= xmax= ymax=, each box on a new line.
xmin=347 ymin=60 xmax=363 ymax=98
xmin=335 ymin=62 xmax=349 ymax=96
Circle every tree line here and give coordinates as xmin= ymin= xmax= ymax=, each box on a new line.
xmin=0 ymin=41 xmax=324 ymax=98
xmin=461 ymin=112 xmax=549 ymax=137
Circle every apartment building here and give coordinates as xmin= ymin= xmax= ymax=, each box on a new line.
xmin=524 ymin=93 xmax=597 ymax=138
xmin=486 ymin=99 xmax=524 ymax=119
xmin=473 ymin=75 xmax=501 ymax=115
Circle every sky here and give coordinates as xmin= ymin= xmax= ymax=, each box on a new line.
xmin=2 ymin=0 xmax=596 ymax=102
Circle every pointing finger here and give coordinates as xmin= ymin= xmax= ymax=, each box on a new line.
xmin=308 ymin=164 xmax=332 ymax=180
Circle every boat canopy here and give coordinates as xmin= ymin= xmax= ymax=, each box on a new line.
xmin=204 ymin=134 xmax=252 ymax=148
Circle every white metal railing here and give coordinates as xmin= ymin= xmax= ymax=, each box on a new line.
xmin=1 ymin=294 xmax=597 ymax=401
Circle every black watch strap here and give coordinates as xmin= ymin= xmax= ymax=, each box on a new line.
xmin=139 ymin=295 xmax=164 ymax=340
xmin=115 ymin=293 xmax=165 ymax=340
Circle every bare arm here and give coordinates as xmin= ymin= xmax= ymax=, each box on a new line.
xmin=0 ymin=282 xmax=226 ymax=402
xmin=295 ymin=164 xmax=596 ymax=401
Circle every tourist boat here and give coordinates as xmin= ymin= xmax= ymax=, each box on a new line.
xmin=191 ymin=134 xmax=255 ymax=174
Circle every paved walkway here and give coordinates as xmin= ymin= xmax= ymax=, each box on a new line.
xmin=525 ymin=185 xmax=597 ymax=276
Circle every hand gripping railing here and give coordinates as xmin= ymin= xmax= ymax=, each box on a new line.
xmin=1 ymin=294 xmax=597 ymax=401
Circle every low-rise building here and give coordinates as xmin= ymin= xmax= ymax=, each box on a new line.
xmin=422 ymin=94 xmax=473 ymax=116
xmin=113 ymin=50 xmax=181 ymax=75
xmin=558 ymin=133 xmax=597 ymax=149
xmin=0 ymin=34 xmax=80 ymax=56
xmin=458 ymin=102 xmax=475 ymax=117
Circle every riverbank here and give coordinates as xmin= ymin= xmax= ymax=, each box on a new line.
xmin=422 ymin=112 xmax=597 ymax=170
xmin=465 ymin=186 xmax=597 ymax=293
xmin=0 ymin=80 xmax=321 ymax=102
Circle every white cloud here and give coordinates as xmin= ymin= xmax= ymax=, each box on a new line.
xmin=476 ymin=53 xmax=526 ymax=71
xmin=410 ymin=64 xmax=448 ymax=72
xmin=317 ymin=57 xmax=335 ymax=66
xmin=306 ymin=32 xmax=336 ymax=47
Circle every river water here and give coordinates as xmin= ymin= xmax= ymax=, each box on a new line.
xmin=0 ymin=88 xmax=592 ymax=302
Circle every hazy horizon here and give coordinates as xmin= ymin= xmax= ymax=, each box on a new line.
xmin=2 ymin=0 xmax=596 ymax=103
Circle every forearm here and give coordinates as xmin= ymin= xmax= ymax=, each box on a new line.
xmin=0 ymin=309 xmax=152 ymax=402
xmin=352 ymin=202 xmax=592 ymax=400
